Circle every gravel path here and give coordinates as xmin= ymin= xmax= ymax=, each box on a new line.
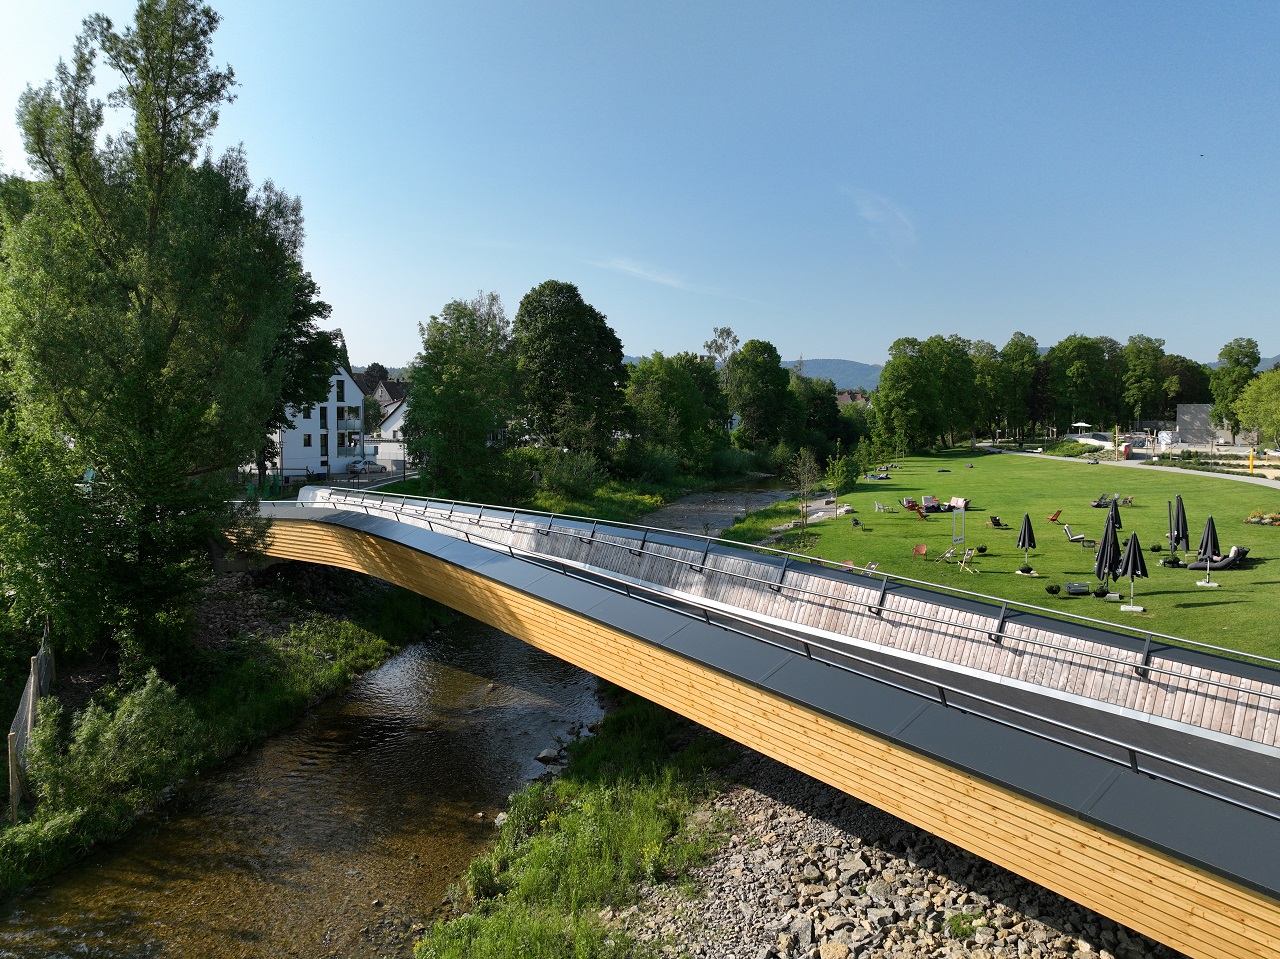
xmin=623 ymin=488 xmax=1187 ymax=959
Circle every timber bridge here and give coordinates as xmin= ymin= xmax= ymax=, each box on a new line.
xmin=259 ymin=487 xmax=1280 ymax=959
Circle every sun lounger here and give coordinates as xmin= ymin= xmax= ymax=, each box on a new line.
xmin=986 ymin=516 xmax=1009 ymax=528
xmin=948 ymin=496 xmax=970 ymax=510
xmin=1046 ymin=509 xmax=1062 ymax=523
xmin=956 ymin=548 xmax=978 ymax=573
xmin=1091 ymin=493 xmax=1117 ymax=508
xmin=935 ymin=546 xmax=957 ymax=563
xmin=911 ymin=544 xmax=928 ymax=559
xmin=1185 ymin=546 xmax=1250 ymax=571
xmin=874 ymin=501 xmax=896 ymax=513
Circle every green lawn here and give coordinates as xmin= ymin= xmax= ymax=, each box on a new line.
xmin=722 ymin=450 xmax=1280 ymax=662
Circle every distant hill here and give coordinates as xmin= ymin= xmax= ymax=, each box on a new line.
xmin=783 ymin=358 xmax=882 ymax=390
xmin=623 ymin=355 xmax=882 ymax=390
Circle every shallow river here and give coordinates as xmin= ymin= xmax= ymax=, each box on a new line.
xmin=1 ymin=620 xmax=602 ymax=958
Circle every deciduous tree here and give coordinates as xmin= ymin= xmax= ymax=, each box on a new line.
xmin=513 ymin=280 xmax=626 ymax=455
xmin=0 ymin=0 xmax=325 ymax=662
xmin=1211 ymin=337 xmax=1260 ymax=439
xmin=404 ymin=292 xmax=514 ymax=498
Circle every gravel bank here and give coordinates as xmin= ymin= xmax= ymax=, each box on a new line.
xmin=616 ymin=749 xmax=1184 ymax=959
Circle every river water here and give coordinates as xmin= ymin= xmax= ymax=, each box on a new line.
xmin=0 ymin=620 xmax=602 ymax=959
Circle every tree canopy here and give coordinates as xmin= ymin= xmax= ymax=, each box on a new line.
xmin=513 ymin=280 xmax=626 ymax=454
xmin=0 ymin=0 xmax=332 ymax=661
xmin=403 ymin=292 xmax=514 ymax=498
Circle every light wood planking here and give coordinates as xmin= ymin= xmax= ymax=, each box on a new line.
xmin=265 ymin=518 xmax=1280 ymax=959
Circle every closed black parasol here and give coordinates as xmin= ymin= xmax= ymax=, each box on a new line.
xmin=1108 ymin=496 xmax=1122 ymax=531
xmin=1016 ymin=512 xmax=1036 ymax=565
xmin=1118 ymin=532 xmax=1148 ymax=609
xmin=1094 ymin=510 xmax=1122 ymax=588
xmin=1167 ymin=494 xmax=1189 ymax=565
xmin=1196 ymin=515 xmax=1220 ymax=587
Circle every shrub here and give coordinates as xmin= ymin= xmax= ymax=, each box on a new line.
xmin=630 ymin=444 xmax=681 ymax=485
xmin=976 ymin=545 xmax=987 ymax=554
xmin=1150 ymin=542 xmax=1163 ymax=552
xmin=1045 ymin=584 xmax=1061 ymax=595
xmin=1018 ymin=563 xmax=1033 ymax=574
xmin=709 ymin=446 xmax=754 ymax=479
xmin=540 ymin=450 xmax=607 ymax=498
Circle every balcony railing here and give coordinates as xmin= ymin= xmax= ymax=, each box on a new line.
xmin=337 ymin=418 xmax=362 ymax=431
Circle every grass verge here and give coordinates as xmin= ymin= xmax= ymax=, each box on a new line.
xmin=0 ymin=572 xmax=448 ymax=896
xmin=415 ymin=690 xmax=737 ymax=959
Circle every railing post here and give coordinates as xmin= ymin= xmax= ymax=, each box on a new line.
xmin=989 ymin=602 xmax=1008 ymax=644
xmin=770 ymin=556 xmax=789 ymax=592
xmin=869 ymin=574 xmax=889 ymax=615
xmin=27 ymin=657 xmax=37 ymax=739
xmin=8 ymin=732 xmax=20 ymax=825
xmin=690 ymin=539 xmax=711 ymax=572
xmin=1136 ymin=634 xmax=1154 ymax=678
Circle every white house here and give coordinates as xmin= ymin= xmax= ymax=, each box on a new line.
xmin=271 ymin=365 xmax=369 ymax=479
xmin=370 ymin=397 xmax=407 ymax=471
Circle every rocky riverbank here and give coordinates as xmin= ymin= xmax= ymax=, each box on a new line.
xmin=614 ymin=748 xmax=1183 ymax=959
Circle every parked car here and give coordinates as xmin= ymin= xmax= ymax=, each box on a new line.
xmin=347 ymin=458 xmax=387 ymax=474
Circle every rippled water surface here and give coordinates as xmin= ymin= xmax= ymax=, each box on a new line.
xmin=1 ymin=620 xmax=602 ymax=958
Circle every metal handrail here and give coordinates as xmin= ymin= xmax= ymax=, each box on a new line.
xmin=292 ymin=493 xmax=1280 ymax=821
xmin=294 ymin=488 xmax=1280 ymax=697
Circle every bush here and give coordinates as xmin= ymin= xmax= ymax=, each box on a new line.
xmin=539 ymin=450 xmax=607 ymax=498
xmin=1045 ymin=584 xmax=1061 ymax=595
xmin=1043 ymin=441 xmax=1093 ymax=458
xmin=630 ymin=444 xmax=682 ymax=485
xmin=1018 ymin=563 xmax=1033 ymax=574
xmin=709 ymin=445 xmax=754 ymax=479
xmin=1150 ymin=542 xmax=1163 ymax=552
xmin=976 ymin=545 xmax=987 ymax=554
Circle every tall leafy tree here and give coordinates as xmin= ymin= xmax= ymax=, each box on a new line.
xmin=404 ymin=292 xmax=513 ymax=498
xmin=1234 ymin=369 xmax=1280 ymax=449
xmin=0 ymin=0 xmax=323 ymax=661
xmin=725 ymin=339 xmax=794 ymax=449
xmin=1154 ymin=353 xmax=1212 ymax=418
xmin=363 ymin=361 xmax=389 ymax=385
xmin=1210 ymin=337 xmax=1260 ymax=439
xmin=998 ymin=332 xmax=1040 ymax=440
xmin=1121 ymin=335 xmax=1167 ymax=427
xmin=872 ymin=338 xmax=936 ymax=451
xmin=788 ymin=369 xmax=840 ymax=455
xmin=513 ymin=280 xmax=626 ymax=455
xmin=625 ymin=351 xmax=725 ymax=470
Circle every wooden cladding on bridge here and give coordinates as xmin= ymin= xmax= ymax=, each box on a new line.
xmin=264 ymin=519 xmax=1280 ymax=959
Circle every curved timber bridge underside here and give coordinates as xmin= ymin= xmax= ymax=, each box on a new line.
xmin=258 ymin=487 xmax=1280 ymax=959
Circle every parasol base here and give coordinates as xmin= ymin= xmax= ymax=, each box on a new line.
xmin=1194 ymin=580 xmax=1220 ymax=588
xmin=1121 ymin=604 xmax=1145 ymax=612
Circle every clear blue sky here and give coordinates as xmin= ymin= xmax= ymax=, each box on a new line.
xmin=3 ymin=1 xmax=1278 ymax=369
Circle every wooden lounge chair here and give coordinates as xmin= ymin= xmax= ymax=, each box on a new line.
xmin=1046 ymin=509 xmax=1062 ymax=523
xmin=912 ymin=506 xmax=931 ymax=520
xmin=911 ymin=543 xmax=928 ymax=559
xmin=1062 ymin=524 xmax=1096 ymax=548
xmin=902 ymin=497 xmax=920 ymax=510
xmin=935 ymin=546 xmax=957 ymax=563
xmin=1119 ymin=495 xmax=1133 ymax=506
xmin=956 ymin=548 xmax=978 ymax=572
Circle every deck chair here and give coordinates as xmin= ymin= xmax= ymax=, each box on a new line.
xmin=1091 ymin=492 xmax=1116 ymax=508
xmin=986 ymin=515 xmax=1008 ymax=528
xmin=1062 ymin=524 xmax=1096 ymax=548
xmin=902 ymin=497 xmax=920 ymax=510
xmin=935 ymin=546 xmax=957 ymax=563
xmin=956 ymin=548 xmax=978 ymax=572
xmin=911 ymin=543 xmax=928 ymax=559
xmin=1119 ymin=495 xmax=1133 ymax=506
xmin=874 ymin=501 xmax=896 ymax=513
xmin=912 ymin=506 xmax=930 ymax=520
xmin=1046 ymin=509 xmax=1062 ymax=523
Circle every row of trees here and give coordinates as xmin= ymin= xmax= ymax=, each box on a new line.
xmin=402 ymin=286 xmax=870 ymax=501
xmin=0 ymin=0 xmax=339 ymax=666
xmin=872 ymin=332 xmax=1268 ymax=451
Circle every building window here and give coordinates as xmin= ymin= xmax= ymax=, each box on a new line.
xmin=336 ymin=379 xmax=345 ymax=402
xmin=320 ymin=406 xmax=328 ymax=428
xmin=320 ymin=434 xmax=328 ymax=456
xmin=302 ymin=407 xmax=311 ymax=419
xmin=347 ymin=405 xmax=361 ymax=421
xmin=302 ymin=434 xmax=312 ymax=448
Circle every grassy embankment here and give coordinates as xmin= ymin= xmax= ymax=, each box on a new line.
xmin=722 ymin=448 xmax=1280 ymax=660
xmin=415 ymin=690 xmax=737 ymax=959
xmin=0 ymin=569 xmax=449 ymax=895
